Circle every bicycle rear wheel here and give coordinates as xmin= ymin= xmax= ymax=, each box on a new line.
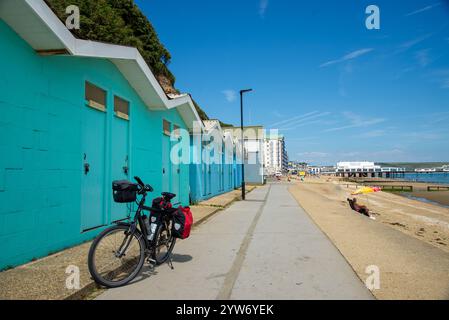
xmin=88 ymin=225 xmax=145 ymax=288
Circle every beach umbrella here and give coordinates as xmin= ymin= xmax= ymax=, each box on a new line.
xmin=351 ymin=186 xmax=381 ymax=195
xmin=350 ymin=186 xmax=382 ymax=214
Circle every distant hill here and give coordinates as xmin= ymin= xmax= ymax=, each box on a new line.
xmin=378 ymin=162 xmax=449 ymax=170
xmin=45 ymin=0 xmax=231 ymax=126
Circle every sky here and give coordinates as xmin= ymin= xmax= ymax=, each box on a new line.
xmin=135 ymin=0 xmax=449 ymax=165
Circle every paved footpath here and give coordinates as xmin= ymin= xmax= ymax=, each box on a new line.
xmin=98 ymin=183 xmax=373 ymax=300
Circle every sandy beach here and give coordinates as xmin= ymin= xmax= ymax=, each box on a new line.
xmin=288 ymin=176 xmax=449 ymax=300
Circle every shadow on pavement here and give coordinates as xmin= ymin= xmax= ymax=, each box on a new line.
xmin=171 ymin=253 xmax=193 ymax=263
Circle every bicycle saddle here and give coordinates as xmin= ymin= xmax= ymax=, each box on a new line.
xmin=161 ymin=192 xmax=176 ymax=200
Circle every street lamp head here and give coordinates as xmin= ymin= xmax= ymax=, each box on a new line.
xmin=240 ymin=89 xmax=253 ymax=94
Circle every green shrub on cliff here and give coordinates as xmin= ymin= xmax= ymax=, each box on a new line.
xmin=45 ymin=0 xmax=175 ymax=85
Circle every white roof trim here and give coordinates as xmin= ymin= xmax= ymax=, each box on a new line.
xmin=203 ymin=119 xmax=223 ymax=132
xmin=3 ymin=0 xmax=203 ymax=130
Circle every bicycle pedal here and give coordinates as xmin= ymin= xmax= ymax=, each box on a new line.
xmin=147 ymin=258 xmax=156 ymax=265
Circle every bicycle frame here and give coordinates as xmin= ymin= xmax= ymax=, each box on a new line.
xmin=118 ymin=193 xmax=175 ymax=253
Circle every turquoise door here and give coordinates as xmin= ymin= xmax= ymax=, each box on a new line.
xmin=162 ymin=135 xmax=171 ymax=193
xmin=203 ymin=149 xmax=211 ymax=196
xmin=81 ymin=106 xmax=107 ymax=231
xmin=207 ymin=164 xmax=212 ymax=195
xmin=202 ymin=162 xmax=207 ymax=197
xmin=229 ymin=164 xmax=232 ymax=190
xmin=218 ymin=162 xmax=222 ymax=192
xmin=110 ymin=115 xmax=130 ymax=222
xmin=171 ymin=160 xmax=180 ymax=204
xmin=221 ymin=152 xmax=225 ymax=192
xmin=170 ymin=142 xmax=181 ymax=203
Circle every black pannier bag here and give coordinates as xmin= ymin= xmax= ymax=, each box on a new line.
xmin=112 ymin=180 xmax=139 ymax=203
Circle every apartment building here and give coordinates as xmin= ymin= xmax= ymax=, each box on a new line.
xmin=264 ymin=134 xmax=288 ymax=175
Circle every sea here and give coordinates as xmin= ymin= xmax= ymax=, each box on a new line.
xmin=391 ymin=172 xmax=449 ymax=185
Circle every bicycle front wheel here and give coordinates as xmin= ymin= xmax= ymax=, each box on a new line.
xmin=88 ymin=225 xmax=145 ymax=288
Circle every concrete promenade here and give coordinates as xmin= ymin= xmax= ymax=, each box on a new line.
xmin=98 ymin=183 xmax=373 ymax=300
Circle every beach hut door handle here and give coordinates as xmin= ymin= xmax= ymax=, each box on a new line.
xmin=84 ymin=163 xmax=90 ymax=175
xmin=123 ymin=156 xmax=129 ymax=175
xmin=83 ymin=153 xmax=90 ymax=175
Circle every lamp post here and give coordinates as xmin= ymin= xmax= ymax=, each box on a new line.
xmin=240 ymin=89 xmax=252 ymax=200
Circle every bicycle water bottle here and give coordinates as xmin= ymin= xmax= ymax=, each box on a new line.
xmin=143 ymin=215 xmax=151 ymax=236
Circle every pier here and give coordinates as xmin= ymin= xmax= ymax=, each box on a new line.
xmin=335 ymin=162 xmax=407 ymax=178
xmin=334 ymin=161 xmax=449 ymax=178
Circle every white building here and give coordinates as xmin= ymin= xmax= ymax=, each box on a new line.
xmin=264 ymin=134 xmax=288 ymax=175
xmin=224 ymin=126 xmax=265 ymax=184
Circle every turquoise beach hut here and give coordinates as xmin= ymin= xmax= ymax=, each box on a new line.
xmin=0 ymin=0 xmax=202 ymax=269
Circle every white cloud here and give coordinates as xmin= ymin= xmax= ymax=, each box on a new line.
xmin=397 ymin=34 xmax=433 ymax=53
xmin=295 ymin=148 xmax=410 ymax=165
xmin=298 ymin=152 xmax=329 ymax=158
xmin=394 ymin=67 xmax=415 ymax=80
xmin=320 ymin=48 xmax=374 ymax=68
xmin=362 ymin=130 xmax=386 ymax=138
xmin=323 ymin=112 xmax=385 ymax=132
xmin=222 ymin=89 xmax=236 ymax=102
xmin=427 ymin=111 xmax=449 ymax=123
xmin=403 ymin=132 xmax=443 ymax=140
xmin=272 ymin=110 xmax=283 ymax=118
xmin=343 ymin=49 xmax=373 ymax=60
xmin=336 ymin=149 xmax=405 ymax=162
xmin=278 ymin=112 xmax=331 ymax=130
xmin=441 ymin=78 xmax=449 ymax=89
xmin=367 ymin=149 xmax=405 ymax=159
xmin=259 ymin=0 xmax=269 ymax=18
xmin=297 ymin=151 xmax=330 ymax=163
xmin=405 ymin=3 xmax=441 ymax=17
xmin=269 ymin=111 xmax=319 ymax=128
xmin=338 ymin=63 xmax=354 ymax=97
xmin=428 ymin=68 xmax=449 ymax=89
xmin=415 ymin=49 xmax=432 ymax=67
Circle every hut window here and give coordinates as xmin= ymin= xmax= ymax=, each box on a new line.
xmin=163 ymin=119 xmax=171 ymax=136
xmin=85 ymin=81 xmax=106 ymax=111
xmin=114 ymin=96 xmax=129 ymax=120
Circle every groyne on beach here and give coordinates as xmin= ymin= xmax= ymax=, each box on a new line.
xmin=341 ymin=177 xmax=449 ymax=208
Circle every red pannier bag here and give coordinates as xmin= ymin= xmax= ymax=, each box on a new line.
xmin=172 ymin=206 xmax=193 ymax=239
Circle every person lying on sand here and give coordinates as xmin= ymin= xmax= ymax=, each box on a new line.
xmin=347 ymin=198 xmax=376 ymax=220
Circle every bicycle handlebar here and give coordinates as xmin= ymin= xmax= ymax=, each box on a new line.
xmin=134 ymin=176 xmax=144 ymax=186
xmin=134 ymin=176 xmax=154 ymax=193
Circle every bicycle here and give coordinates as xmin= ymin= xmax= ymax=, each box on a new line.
xmin=88 ymin=176 xmax=178 ymax=288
